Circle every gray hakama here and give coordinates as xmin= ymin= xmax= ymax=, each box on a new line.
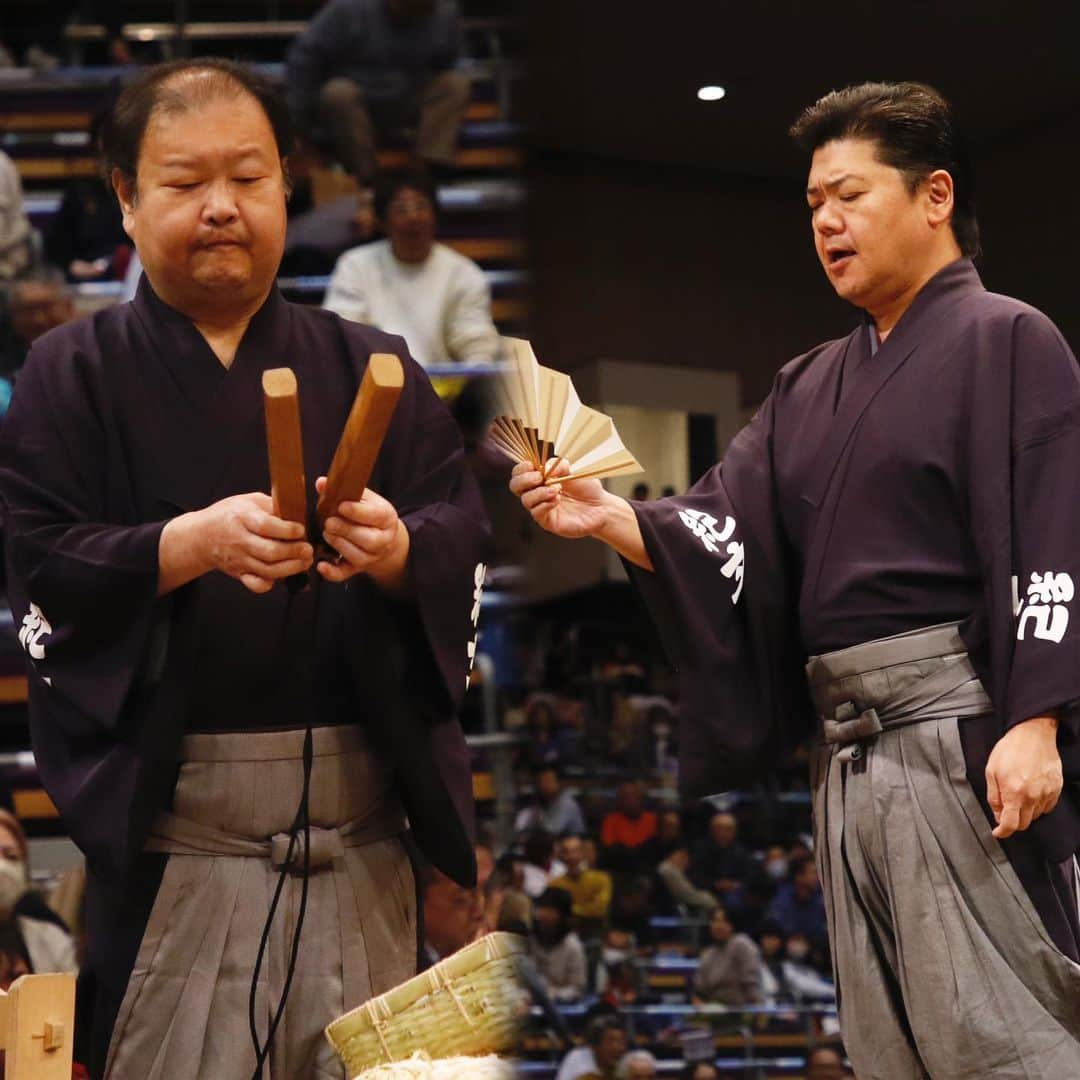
xmin=104 ymin=725 xmax=416 ymax=1080
xmin=808 ymin=623 xmax=1080 ymax=1079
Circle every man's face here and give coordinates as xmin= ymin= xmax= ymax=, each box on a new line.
xmin=709 ymin=910 xmax=733 ymax=943
xmin=658 ymin=811 xmax=681 ymax=842
xmin=617 ymin=782 xmax=642 ymax=816
xmin=385 ymin=185 xmax=437 ymax=264
xmin=424 ymin=870 xmax=482 ymax=957
xmin=116 ymin=87 xmax=287 ymax=320
xmin=10 ymin=282 xmax=74 ymax=343
xmin=806 ymin=137 xmax=939 ymax=315
xmin=594 ymin=1028 xmax=627 ymax=1069
xmin=536 ymin=770 xmax=560 ymax=802
xmin=710 ymin=813 xmax=736 ymax=847
xmin=795 ymin=861 xmax=819 ymax=896
xmin=807 ymin=1048 xmax=845 ymax=1080
xmin=562 ymin=837 xmax=584 ymax=873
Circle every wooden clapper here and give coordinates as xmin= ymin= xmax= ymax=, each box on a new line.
xmin=0 ymin=972 xmax=76 ymax=1079
xmin=262 ymin=354 xmax=405 ymax=550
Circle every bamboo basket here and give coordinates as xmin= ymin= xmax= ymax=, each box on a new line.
xmin=325 ymin=933 xmax=526 ymax=1077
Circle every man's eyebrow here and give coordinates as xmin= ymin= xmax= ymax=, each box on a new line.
xmin=158 ymin=146 xmax=269 ymax=168
xmin=806 ymin=172 xmax=866 ymax=196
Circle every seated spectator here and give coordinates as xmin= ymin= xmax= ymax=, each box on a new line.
xmin=286 ymin=0 xmax=469 ymax=184
xmin=520 ymin=696 xmax=576 ymax=770
xmin=692 ymin=907 xmax=764 ymax=1006
xmin=556 ymin=1013 xmax=627 ymax=1080
xmin=530 ymin=886 xmax=587 ymax=1002
xmin=806 ymin=1045 xmax=849 ymax=1080
xmin=519 ymin=830 xmax=566 ymax=899
xmin=419 ymin=858 xmax=483 ymax=966
xmin=549 ymin=834 xmax=612 ymax=934
xmin=764 ymin=855 xmax=828 ymax=952
xmin=43 ymin=107 xmax=131 ymax=283
xmin=759 ymin=923 xmax=835 ymax=1005
xmin=616 ymin=1050 xmax=658 ymax=1079
xmin=0 ymin=810 xmax=77 ymax=978
xmin=0 ymin=151 xmax=31 ymax=281
xmin=656 ymin=847 xmax=719 ymax=916
xmin=515 ymin=765 xmax=586 ymax=838
xmin=607 ymin=874 xmax=655 ymax=947
xmin=595 ymin=927 xmax=642 ymax=1006
xmin=690 ymin=812 xmax=753 ymax=908
xmin=681 ymin=1065 xmax=722 ymax=1080
xmin=0 ymin=271 xmax=76 ymax=401
xmin=324 ymin=170 xmax=500 ymax=367
xmin=600 ymin=780 xmax=657 ymax=874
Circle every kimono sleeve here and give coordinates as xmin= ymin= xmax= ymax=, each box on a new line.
xmin=627 ymin=395 xmax=809 ymax=795
xmin=369 ymin=346 xmax=492 ymax=711
xmin=1006 ymin=311 xmax=1080 ymax=737
xmin=0 ymin=342 xmax=165 ymax=732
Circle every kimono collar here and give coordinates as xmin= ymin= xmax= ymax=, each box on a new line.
xmin=863 ymin=256 xmax=983 ymax=356
xmin=132 ymin=273 xmax=293 ymax=401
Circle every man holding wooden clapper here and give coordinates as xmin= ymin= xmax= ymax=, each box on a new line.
xmin=0 ymin=58 xmax=488 ymax=1079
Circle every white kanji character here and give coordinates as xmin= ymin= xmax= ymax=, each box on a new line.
xmin=466 ymin=562 xmax=487 ymax=688
xmin=720 ymin=541 xmax=745 ymax=605
xmin=18 ymin=603 xmax=52 ymax=661
xmin=1016 ymin=570 xmax=1074 ymax=644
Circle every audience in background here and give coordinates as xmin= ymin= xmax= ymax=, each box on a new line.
xmin=616 ymin=1049 xmax=658 ymax=1079
xmin=555 ymin=1013 xmax=627 ymax=1080
xmin=515 ymin=765 xmax=586 ymax=838
xmin=691 ymin=812 xmax=753 ymax=910
xmin=531 ymin=887 xmax=587 ymax=1002
xmin=600 ymin=780 xmax=656 ymax=874
xmin=765 ymin=854 xmax=829 ymax=952
xmin=0 ymin=150 xmax=32 ymax=281
xmin=691 ymin=907 xmax=763 ymax=1006
xmin=549 ymin=835 xmax=612 ymax=934
xmin=420 ymin=859 xmax=483 ymax=966
xmin=323 ymin=169 xmax=500 ymax=367
xmin=520 ymin=830 xmax=566 ymax=899
xmin=286 ymin=0 xmax=468 ymax=185
xmin=0 ymin=810 xmax=77 ymax=979
xmin=657 ymin=847 xmax=720 ymax=916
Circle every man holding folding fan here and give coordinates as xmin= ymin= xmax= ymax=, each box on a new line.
xmin=0 ymin=58 xmax=487 ymax=1080
xmin=511 ymin=82 xmax=1080 ymax=1077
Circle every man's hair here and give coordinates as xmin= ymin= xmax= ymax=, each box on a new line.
xmin=585 ymin=1013 xmax=625 ymax=1047
xmin=616 ymin=1050 xmax=658 ymax=1078
xmin=789 ymin=81 xmax=979 ymax=258
xmin=788 ymin=853 xmax=815 ymax=881
xmin=102 ymin=57 xmax=294 ymax=188
xmin=374 ymin=168 xmax=440 ymax=222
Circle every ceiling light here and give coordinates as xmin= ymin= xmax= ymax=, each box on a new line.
xmin=697 ymin=85 xmax=727 ymax=102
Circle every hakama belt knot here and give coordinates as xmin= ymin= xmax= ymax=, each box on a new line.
xmin=271 ymin=826 xmax=346 ymax=873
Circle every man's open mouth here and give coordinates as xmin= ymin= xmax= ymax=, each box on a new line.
xmin=828 ymin=249 xmax=855 ymax=264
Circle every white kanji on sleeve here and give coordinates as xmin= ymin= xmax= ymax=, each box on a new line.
xmin=678 ymin=509 xmax=745 ymax=605
xmin=17 ymin=602 xmax=52 ymax=661
xmin=1016 ymin=570 xmax=1074 ymax=644
xmin=466 ymin=562 xmax=487 ymax=689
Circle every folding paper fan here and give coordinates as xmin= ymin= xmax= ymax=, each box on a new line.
xmin=488 ymin=338 xmax=643 ymax=484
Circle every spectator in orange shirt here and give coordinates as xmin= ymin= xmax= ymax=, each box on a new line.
xmin=599 ymin=781 xmax=657 ymax=874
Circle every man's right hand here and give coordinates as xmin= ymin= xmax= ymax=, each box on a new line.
xmin=508 ymin=459 xmax=613 ymax=539
xmin=159 ymin=493 xmax=314 ymax=596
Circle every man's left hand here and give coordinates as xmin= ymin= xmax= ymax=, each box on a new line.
xmin=315 ymin=476 xmax=410 ymax=591
xmin=985 ymin=715 xmax=1062 ymax=839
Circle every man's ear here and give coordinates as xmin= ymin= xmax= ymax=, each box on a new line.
xmin=111 ymin=169 xmax=137 ymax=237
xmin=925 ymin=168 xmax=955 ymax=230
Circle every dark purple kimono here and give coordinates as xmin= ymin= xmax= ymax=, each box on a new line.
xmin=0 ymin=278 xmax=489 ymax=1064
xmin=631 ymin=258 xmax=1080 ymax=955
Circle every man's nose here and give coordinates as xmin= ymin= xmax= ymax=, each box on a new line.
xmin=202 ymin=180 xmax=240 ymax=224
xmin=814 ymin=201 xmax=843 ymax=235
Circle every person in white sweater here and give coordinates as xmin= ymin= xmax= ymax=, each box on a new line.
xmin=323 ymin=169 xmax=500 ymax=367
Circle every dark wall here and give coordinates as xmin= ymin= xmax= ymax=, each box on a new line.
xmin=527 ymin=109 xmax=1080 ymax=407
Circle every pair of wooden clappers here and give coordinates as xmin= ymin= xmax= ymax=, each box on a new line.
xmin=262 ymin=354 xmax=405 ymax=541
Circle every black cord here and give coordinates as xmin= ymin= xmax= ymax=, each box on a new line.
xmin=247 ymin=578 xmax=320 ymax=1079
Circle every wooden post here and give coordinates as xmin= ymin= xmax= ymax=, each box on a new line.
xmin=0 ymin=973 xmax=76 ymax=1079
xmin=262 ymin=367 xmax=308 ymax=528
xmin=316 ymin=353 xmax=405 ymax=529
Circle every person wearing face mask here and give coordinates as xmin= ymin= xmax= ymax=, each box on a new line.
xmin=0 ymin=809 xmax=78 ymax=980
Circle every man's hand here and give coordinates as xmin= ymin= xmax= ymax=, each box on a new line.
xmin=509 ymin=458 xmax=613 ymax=540
xmin=985 ymin=715 xmax=1063 ymax=839
xmin=315 ymin=476 xmax=410 ymax=591
xmin=159 ymin=492 xmax=313 ymax=596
